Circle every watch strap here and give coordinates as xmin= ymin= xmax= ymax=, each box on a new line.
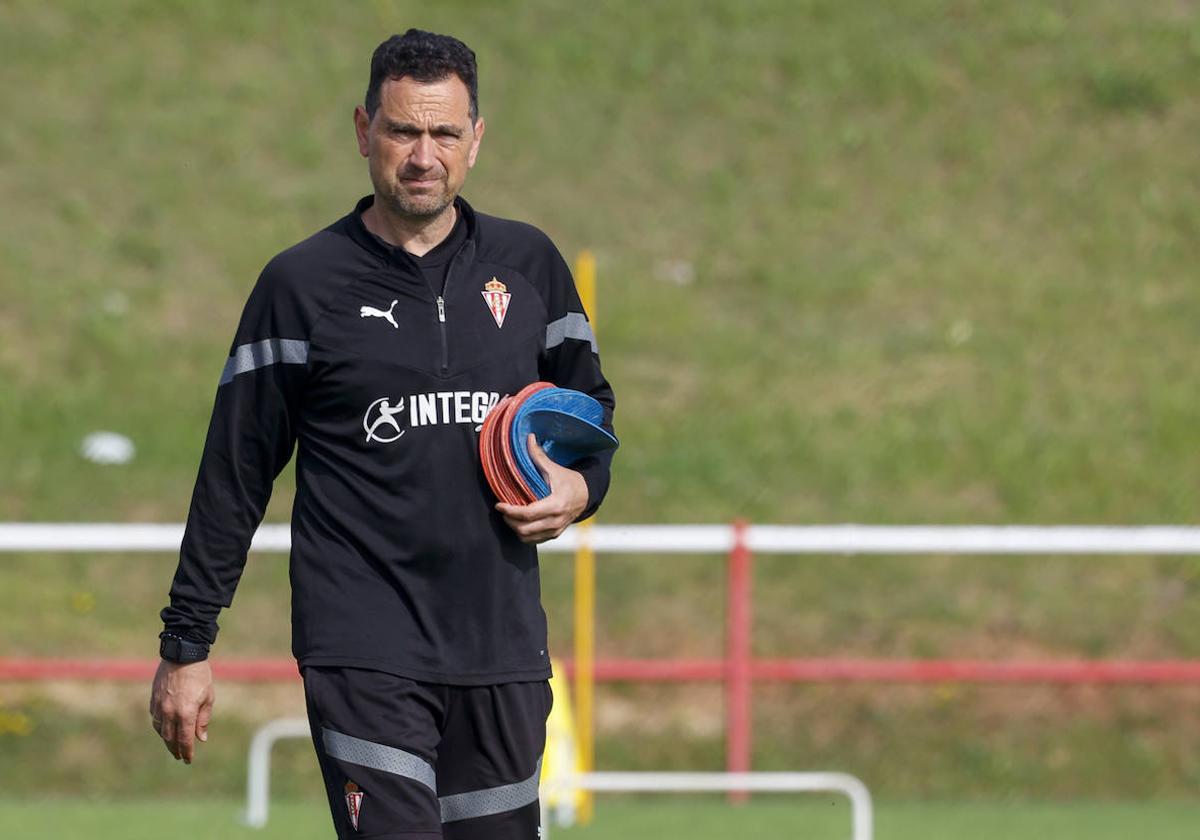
xmin=159 ymin=633 xmax=210 ymax=664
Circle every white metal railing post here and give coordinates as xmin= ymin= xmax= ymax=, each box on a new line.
xmin=4 ymin=523 xmax=1200 ymax=555
xmin=243 ymin=717 xmax=311 ymax=828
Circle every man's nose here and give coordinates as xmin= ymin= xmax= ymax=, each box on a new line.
xmin=408 ymin=134 xmax=436 ymax=169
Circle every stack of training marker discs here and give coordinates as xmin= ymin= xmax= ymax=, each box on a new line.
xmin=479 ymin=381 xmax=619 ymax=505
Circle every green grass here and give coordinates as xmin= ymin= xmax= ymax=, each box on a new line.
xmin=4 ymin=0 xmax=1200 ymax=524
xmin=3 ymin=798 xmax=1200 ymax=840
xmin=4 ymin=0 xmax=1200 ymax=803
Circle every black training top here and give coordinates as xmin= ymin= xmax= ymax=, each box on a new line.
xmin=160 ymin=195 xmax=616 ymax=685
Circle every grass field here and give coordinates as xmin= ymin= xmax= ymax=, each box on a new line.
xmin=3 ymin=0 xmax=1200 ymax=804
xmin=3 ymin=798 xmax=1200 ymax=840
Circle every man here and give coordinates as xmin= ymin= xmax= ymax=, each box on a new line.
xmin=149 ymin=30 xmax=615 ymax=839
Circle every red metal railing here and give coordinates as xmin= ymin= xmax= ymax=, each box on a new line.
xmin=7 ymin=656 xmax=1200 ymax=684
xmin=7 ymin=521 xmax=1200 ymax=778
xmin=582 ymin=658 xmax=1200 ymax=683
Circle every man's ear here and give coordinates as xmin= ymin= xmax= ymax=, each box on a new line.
xmin=467 ymin=117 xmax=485 ymax=168
xmin=354 ymin=105 xmax=371 ymax=158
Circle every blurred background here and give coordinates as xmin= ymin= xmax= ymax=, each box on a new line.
xmin=2 ymin=0 xmax=1200 ymax=837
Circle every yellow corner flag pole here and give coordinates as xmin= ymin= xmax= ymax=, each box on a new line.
xmin=573 ymin=250 xmax=597 ymax=824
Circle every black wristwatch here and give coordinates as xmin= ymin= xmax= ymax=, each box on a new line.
xmin=159 ymin=633 xmax=210 ymax=664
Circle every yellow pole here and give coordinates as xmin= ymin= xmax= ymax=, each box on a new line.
xmin=573 ymin=250 xmax=597 ymax=824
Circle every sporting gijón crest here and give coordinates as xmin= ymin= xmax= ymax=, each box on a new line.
xmin=344 ymin=780 xmax=364 ymax=830
xmin=481 ymin=277 xmax=511 ymax=328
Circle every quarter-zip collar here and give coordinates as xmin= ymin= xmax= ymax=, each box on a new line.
xmin=344 ymin=194 xmax=479 ymax=271
xmin=412 ymin=210 xmax=468 ymax=271
xmin=343 ymin=195 xmax=478 ymax=376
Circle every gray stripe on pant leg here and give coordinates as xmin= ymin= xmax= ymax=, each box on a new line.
xmin=439 ymin=757 xmax=542 ymax=823
xmin=219 ymin=338 xmax=310 ymax=385
xmin=321 ymin=727 xmax=437 ymax=793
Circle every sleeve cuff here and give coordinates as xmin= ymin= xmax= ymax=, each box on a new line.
xmin=159 ymin=598 xmax=222 ymax=646
xmin=573 ymin=455 xmax=612 ymax=522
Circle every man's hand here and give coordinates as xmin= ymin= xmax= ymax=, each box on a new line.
xmin=149 ymin=659 xmax=215 ymax=764
xmin=496 ymin=434 xmax=590 ymax=543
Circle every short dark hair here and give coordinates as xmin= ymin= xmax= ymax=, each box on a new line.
xmin=365 ymin=29 xmax=479 ymax=122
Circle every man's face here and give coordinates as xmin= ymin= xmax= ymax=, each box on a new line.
xmin=355 ymin=75 xmax=484 ymax=220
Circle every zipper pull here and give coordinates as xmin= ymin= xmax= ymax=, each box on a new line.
xmin=436 ymin=296 xmax=446 ymax=323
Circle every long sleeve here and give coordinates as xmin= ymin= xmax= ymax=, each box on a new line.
xmin=538 ymin=247 xmax=617 ymax=521
xmin=159 ymin=262 xmax=309 ymax=645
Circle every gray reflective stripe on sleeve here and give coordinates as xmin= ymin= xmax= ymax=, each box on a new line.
xmin=439 ymin=757 xmax=542 ymax=823
xmin=545 ymin=312 xmax=598 ymax=354
xmin=218 ymin=338 xmax=309 ymax=385
xmin=321 ymin=728 xmax=437 ymax=794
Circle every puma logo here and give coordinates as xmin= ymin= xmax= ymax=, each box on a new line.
xmin=360 ymin=299 xmax=398 ymax=329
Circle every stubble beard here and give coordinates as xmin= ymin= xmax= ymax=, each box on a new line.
xmin=377 ymin=174 xmax=454 ymax=221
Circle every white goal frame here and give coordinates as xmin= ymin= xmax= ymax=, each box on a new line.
xmin=242 ymin=718 xmax=873 ymax=839
xmin=541 ymin=771 xmax=873 ymax=840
